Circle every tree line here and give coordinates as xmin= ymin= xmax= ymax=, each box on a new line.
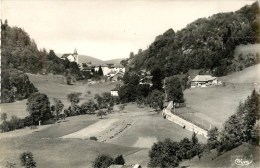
xmin=123 ymin=2 xmax=259 ymax=77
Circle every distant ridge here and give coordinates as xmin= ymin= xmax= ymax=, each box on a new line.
xmin=57 ymin=53 xmax=126 ymax=66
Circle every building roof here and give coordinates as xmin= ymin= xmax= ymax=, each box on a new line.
xmin=191 ymin=75 xmax=216 ymax=82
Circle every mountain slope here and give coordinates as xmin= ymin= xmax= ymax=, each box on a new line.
xmin=180 ymin=143 xmax=260 ymax=167
xmin=127 ymin=2 xmax=259 ymax=77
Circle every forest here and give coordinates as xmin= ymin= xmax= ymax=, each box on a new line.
xmin=125 ymin=2 xmax=259 ymax=77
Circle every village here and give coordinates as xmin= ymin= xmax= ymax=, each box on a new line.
xmin=1 ymin=1 xmax=260 ymax=168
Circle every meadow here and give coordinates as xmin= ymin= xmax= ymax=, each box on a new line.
xmin=0 ymin=103 xmax=207 ymax=167
xmin=0 ymin=73 xmax=121 ymax=119
xmin=176 ymin=64 xmax=260 ymax=129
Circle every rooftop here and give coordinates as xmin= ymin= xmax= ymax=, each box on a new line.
xmin=192 ymin=75 xmax=216 ymax=82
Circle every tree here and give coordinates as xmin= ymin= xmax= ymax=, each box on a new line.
xmin=98 ymin=66 xmax=104 ymax=76
xmin=66 ymin=75 xmax=72 ymax=85
xmin=113 ymin=155 xmax=125 ymax=165
xmin=67 ymin=92 xmax=82 ymax=108
xmin=19 ymin=151 xmax=36 ymax=168
xmin=1 ymin=113 xmax=7 ymax=122
xmin=192 ymin=132 xmax=199 ymax=146
xmin=165 ymin=76 xmax=184 ymax=103
xmin=53 ymin=98 xmax=64 ymax=120
xmin=26 ymin=92 xmax=52 ymax=124
xmin=207 ymin=127 xmax=219 ymax=150
xmin=97 ymin=110 xmax=107 ymax=119
xmin=148 ymin=90 xmax=164 ymax=111
xmin=151 ymin=67 xmax=164 ymax=91
xmin=129 ymin=52 xmax=135 ymax=59
xmin=149 ymin=138 xmax=181 ymax=168
xmin=92 ymin=154 xmax=114 ymax=168
xmin=80 ymin=100 xmax=96 ymax=114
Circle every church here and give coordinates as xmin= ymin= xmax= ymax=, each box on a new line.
xmin=61 ymin=49 xmax=79 ymax=64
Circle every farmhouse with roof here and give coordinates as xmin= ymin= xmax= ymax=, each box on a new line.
xmin=61 ymin=49 xmax=79 ymax=64
xmin=191 ymin=75 xmax=218 ymax=88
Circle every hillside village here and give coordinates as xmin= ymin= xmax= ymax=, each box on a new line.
xmin=0 ymin=1 xmax=260 ymax=168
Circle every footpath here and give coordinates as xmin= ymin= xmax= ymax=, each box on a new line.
xmin=162 ymin=101 xmax=208 ymax=138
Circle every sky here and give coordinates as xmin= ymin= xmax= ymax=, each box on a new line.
xmin=1 ymin=0 xmax=256 ymax=60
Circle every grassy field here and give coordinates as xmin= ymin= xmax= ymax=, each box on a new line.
xmin=176 ymin=64 xmax=260 ymax=129
xmin=0 ymin=103 xmax=207 ymax=167
xmin=180 ymin=143 xmax=260 ymax=168
xmin=0 ymin=74 xmax=121 ymax=119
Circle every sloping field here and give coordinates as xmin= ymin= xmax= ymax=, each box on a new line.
xmin=234 ymin=44 xmax=260 ymax=57
xmin=61 ymin=118 xmax=119 ymax=139
xmin=0 ymin=136 xmax=141 ymax=168
xmin=180 ymin=143 xmax=260 ymax=168
xmin=177 ymin=64 xmax=260 ymax=129
xmin=27 ymin=73 xmax=120 ymax=103
xmin=0 ymin=100 xmax=28 ymax=119
xmin=219 ymin=63 xmax=260 ymax=84
xmin=0 ymin=74 xmax=120 ymax=119
xmin=110 ymin=114 xmax=207 ymax=148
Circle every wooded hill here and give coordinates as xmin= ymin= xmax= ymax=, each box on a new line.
xmin=1 ymin=20 xmax=81 ymax=103
xmin=126 ymin=2 xmax=260 ymax=77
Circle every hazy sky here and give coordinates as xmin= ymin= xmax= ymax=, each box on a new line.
xmin=1 ymin=0 xmax=255 ymax=60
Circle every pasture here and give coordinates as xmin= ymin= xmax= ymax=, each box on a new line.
xmin=0 ymin=73 xmax=121 ymax=120
xmin=176 ymin=64 xmax=260 ymax=129
xmin=0 ymin=103 xmax=207 ymax=167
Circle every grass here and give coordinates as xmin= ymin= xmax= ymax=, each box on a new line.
xmin=180 ymin=143 xmax=260 ymax=168
xmin=176 ymin=64 xmax=260 ymax=129
xmin=0 ymin=73 xmax=121 ymax=120
xmin=0 ymin=104 xmax=207 ymax=167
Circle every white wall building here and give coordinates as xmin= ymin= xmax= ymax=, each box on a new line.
xmin=61 ymin=49 xmax=79 ymax=64
xmin=191 ymin=75 xmax=218 ymax=88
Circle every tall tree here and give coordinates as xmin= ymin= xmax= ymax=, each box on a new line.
xmin=67 ymin=92 xmax=82 ymax=108
xmin=53 ymin=98 xmax=64 ymax=120
xmin=98 ymin=66 xmax=104 ymax=76
xmin=165 ymin=76 xmax=184 ymax=103
xmin=151 ymin=67 xmax=164 ymax=91
xmin=26 ymin=92 xmax=51 ymax=124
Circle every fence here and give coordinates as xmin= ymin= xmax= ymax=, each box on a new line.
xmin=162 ymin=101 xmax=208 ymax=138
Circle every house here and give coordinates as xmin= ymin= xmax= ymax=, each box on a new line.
xmin=61 ymin=49 xmax=79 ymax=64
xmin=94 ymin=64 xmax=125 ymax=76
xmin=191 ymin=75 xmax=218 ymax=88
xmin=111 ymin=88 xmax=119 ymax=97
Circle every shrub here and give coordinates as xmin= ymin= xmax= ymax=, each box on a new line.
xmin=19 ymin=151 xmax=36 ymax=168
xmin=113 ymin=155 xmax=125 ymax=165
xmin=90 ymin=136 xmax=98 ymax=141
xmin=92 ymin=154 xmax=113 ymax=168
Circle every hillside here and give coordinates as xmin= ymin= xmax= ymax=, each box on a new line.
xmin=175 ymin=64 xmax=260 ymax=129
xmin=180 ymin=143 xmax=260 ymax=167
xmin=127 ymin=2 xmax=259 ymax=77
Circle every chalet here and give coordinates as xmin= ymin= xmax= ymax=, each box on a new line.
xmin=191 ymin=75 xmax=218 ymax=88
xmin=61 ymin=49 xmax=79 ymax=64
